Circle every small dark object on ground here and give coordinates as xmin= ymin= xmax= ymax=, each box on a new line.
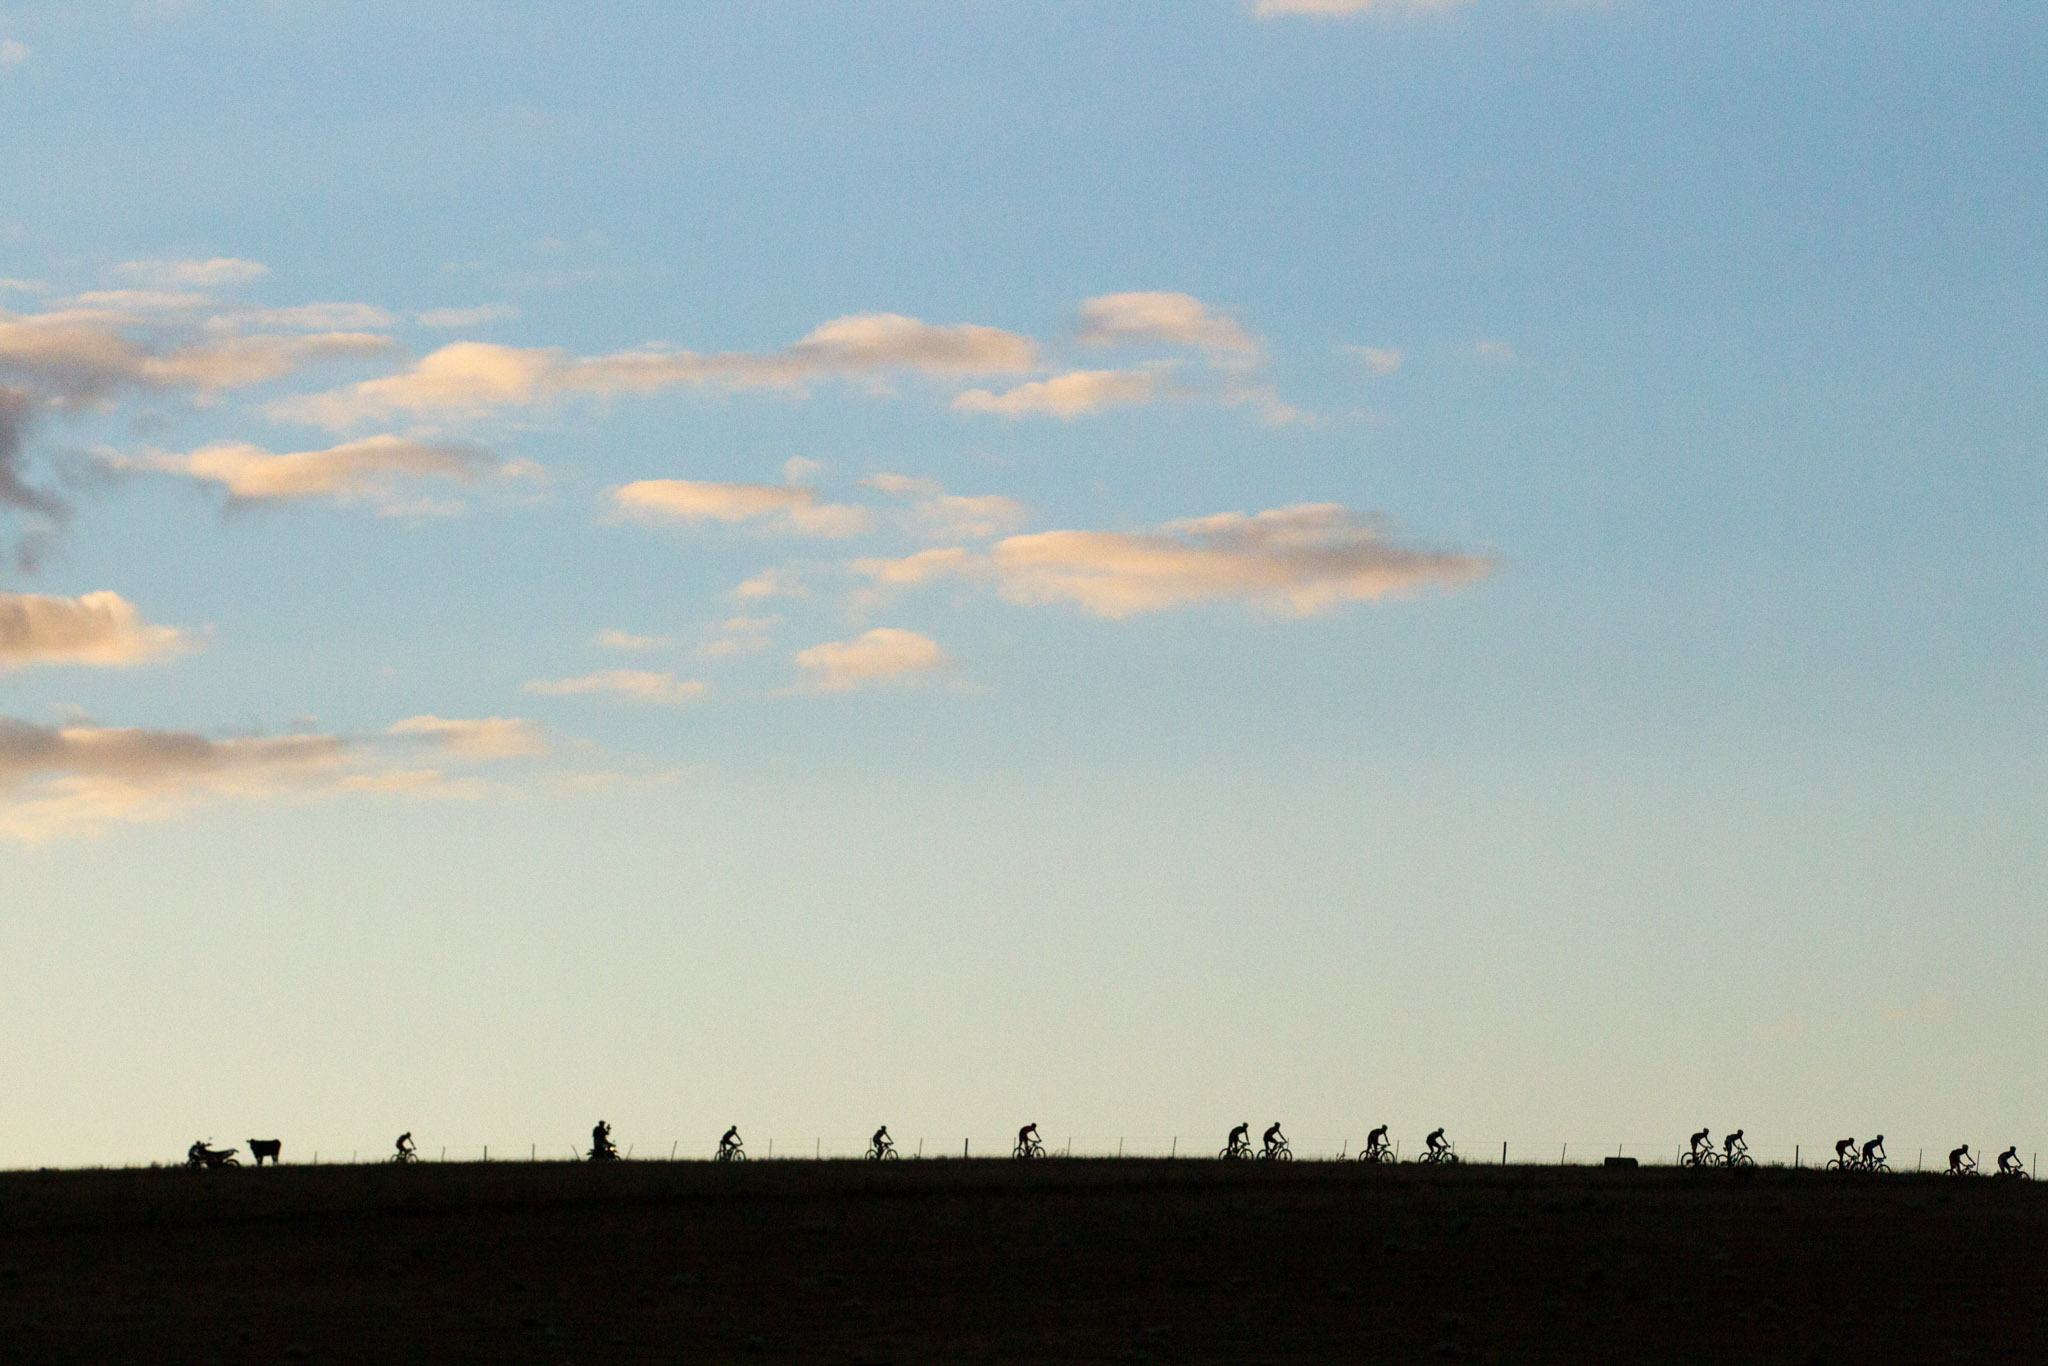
xmin=1604 ymin=1156 xmax=1639 ymax=1169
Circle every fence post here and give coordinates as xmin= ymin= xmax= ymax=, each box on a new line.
xmin=1170 ymin=1137 xmax=1176 ymax=1158
xmin=1503 ymin=1142 xmax=1507 ymax=1165
xmin=1560 ymin=1144 xmax=1566 ymax=1165
xmin=1795 ymin=1145 xmax=1799 ymax=1169
xmin=483 ymin=1146 xmax=488 ymax=1162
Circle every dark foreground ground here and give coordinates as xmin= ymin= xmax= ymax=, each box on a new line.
xmin=1 ymin=1158 xmax=2043 ymax=1364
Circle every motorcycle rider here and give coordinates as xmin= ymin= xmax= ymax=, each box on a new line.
xmin=591 ymin=1120 xmax=615 ymax=1159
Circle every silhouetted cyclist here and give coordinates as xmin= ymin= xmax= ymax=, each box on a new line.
xmin=1999 ymin=1146 xmax=2022 ymax=1175
xmin=1862 ymin=1135 xmax=1886 ymax=1168
xmin=719 ymin=1126 xmax=741 ymax=1157
xmin=1723 ymin=1130 xmax=1747 ymax=1162
xmin=1226 ymin=1122 xmax=1250 ymax=1158
xmin=591 ymin=1121 xmax=616 ymax=1160
xmin=395 ymin=1132 xmax=417 ymax=1162
xmin=1426 ymin=1128 xmax=1448 ymax=1156
xmin=1367 ymin=1125 xmax=1389 ymax=1153
xmin=872 ymin=1125 xmax=892 ymax=1155
xmin=1949 ymin=1144 xmax=1973 ymax=1174
xmin=1834 ymin=1137 xmax=1856 ymax=1167
xmin=1263 ymin=1122 xmax=1285 ymax=1156
xmin=1690 ymin=1128 xmax=1711 ymax=1157
xmin=1019 ymin=1123 xmax=1038 ymax=1149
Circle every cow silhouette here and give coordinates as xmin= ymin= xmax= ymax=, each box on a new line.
xmin=248 ymin=1138 xmax=282 ymax=1166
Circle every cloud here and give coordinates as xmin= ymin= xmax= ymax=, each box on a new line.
xmin=611 ymin=479 xmax=872 ymax=537
xmin=594 ymin=628 xmax=671 ymax=652
xmin=247 ymin=302 xmax=396 ymax=331
xmin=416 ymin=304 xmax=520 ymax=329
xmin=794 ymin=628 xmax=948 ymax=692
xmin=781 ymin=455 xmax=825 ymax=484
xmin=856 ymin=503 xmax=1491 ymax=618
xmin=1254 ymin=0 xmax=1472 ymax=15
xmin=273 ymin=313 xmax=1040 ymax=427
xmin=108 ymin=435 xmax=535 ymax=512
xmin=862 ymin=473 xmax=1029 ymax=541
xmin=1346 ymin=345 xmax=1405 ymax=375
xmin=0 ymin=711 xmax=547 ymax=842
xmin=953 ymin=368 xmax=1162 ymax=419
xmin=1076 ymin=292 xmax=1259 ymax=357
xmin=525 ymin=670 xmax=706 ymax=706
xmin=0 ymin=591 xmax=193 ymax=671
xmin=1476 ymin=338 xmax=1516 ymax=363
xmin=703 ymin=614 xmax=782 ymax=658
xmin=385 ymin=714 xmax=547 ymax=759
xmin=0 ymin=39 xmax=28 ymax=68
xmin=114 ymin=258 xmax=271 ymax=289
xmin=734 ymin=567 xmax=804 ymax=600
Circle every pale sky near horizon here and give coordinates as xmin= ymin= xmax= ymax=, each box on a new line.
xmin=0 ymin=0 xmax=2043 ymax=1169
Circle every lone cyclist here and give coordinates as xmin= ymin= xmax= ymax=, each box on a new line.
xmin=1227 ymin=1122 xmax=1250 ymax=1157
xmin=1999 ymin=1146 xmax=2022 ymax=1175
xmin=1949 ymin=1144 xmax=1973 ymax=1174
xmin=1426 ymin=1128 xmax=1448 ymax=1157
xmin=1017 ymin=1122 xmax=1040 ymax=1156
xmin=1263 ymin=1122 xmax=1286 ymax=1156
xmin=1861 ymin=1135 xmax=1886 ymax=1168
xmin=872 ymin=1125 xmax=892 ymax=1156
xmin=395 ymin=1131 xmax=417 ymax=1162
xmin=1689 ymin=1128 xmax=1711 ymax=1158
xmin=719 ymin=1126 xmax=741 ymax=1157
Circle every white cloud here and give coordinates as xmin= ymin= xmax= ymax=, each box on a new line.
xmin=0 ymin=39 xmax=29 ymax=68
xmin=247 ymin=302 xmax=396 ymax=331
xmin=794 ymin=628 xmax=948 ymax=692
xmin=416 ymin=304 xmax=520 ymax=329
xmin=386 ymin=714 xmax=547 ymax=759
xmin=109 ymin=434 xmax=534 ymax=513
xmin=856 ymin=504 xmax=1490 ymax=618
xmin=703 ymin=614 xmax=783 ymax=658
xmin=1255 ymin=0 xmax=1473 ymax=15
xmin=1346 ymin=345 xmax=1405 ymax=375
xmin=114 ymin=258 xmax=271 ymax=288
xmin=782 ymin=455 xmax=825 ymax=484
xmin=611 ymin=479 xmax=872 ymax=538
xmin=524 ymin=670 xmax=706 ymax=706
xmin=862 ymin=473 xmax=1029 ymax=541
xmin=733 ymin=567 xmax=805 ymax=600
xmin=594 ymin=628 xmax=671 ymax=652
xmin=1076 ymin=292 xmax=1259 ymax=357
xmin=273 ymin=313 xmax=1041 ymax=427
xmin=0 ymin=591 xmax=193 ymax=670
xmin=0 ymin=711 xmax=548 ymax=842
xmin=953 ymin=368 xmax=1162 ymax=419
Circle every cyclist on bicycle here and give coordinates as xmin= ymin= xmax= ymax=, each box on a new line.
xmin=1263 ymin=1122 xmax=1285 ymax=1156
xmin=719 ymin=1125 xmax=741 ymax=1156
xmin=1999 ymin=1146 xmax=2021 ymax=1175
xmin=395 ymin=1131 xmax=416 ymax=1161
xmin=1018 ymin=1123 xmax=1039 ymax=1153
xmin=1949 ymin=1144 xmax=1973 ymax=1174
xmin=1426 ymin=1128 xmax=1448 ymax=1157
xmin=872 ymin=1125 xmax=892 ymax=1155
xmin=1366 ymin=1124 xmax=1389 ymax=1154
xmin=1689 ymin=1128 xmax=1711 ymax=1158
xmin=1723 ymin=1129 xmax=1745 ymax=1158
xmin=1862 ymin=1135 xmax=1886 ymax=1168
xmin=1834 ymin=1137 xmax=1856 ymax=1166
xmin=1227 ymin=1122 xmax=1250 ymax=1156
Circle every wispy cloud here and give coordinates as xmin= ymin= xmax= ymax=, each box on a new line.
xmin=594 ymin=628 xmax=671 ymax=652
xmin=794 ymin=628 xmax=948 ymax=692
xmin=703 ymin=614 xmax=782 ymax=658
xmin=1346 ymin=345 xmax=1405 ymax=375
xmin=385 ymin=714 xmax=547 ymax=759
xmin=416 ymin=304 xmax=520 ymax=329
xmin=525 ymin=670 xmax=706 ymax=706
xmin=114 ymin=258 xmax=271 ymax=289
xmin=861 ymin=474 xmax=1029 ymax=541
xmin=611 ymin=479 xmax=872 ymax=538
xmin=107 ymin=435 xmax=536 ymax=513
xmin=274 ymin=314 xmax=1040 ymax=427
xmin=0 ymin=591 xmax=194 ymax=671
xmin=1077 ymin=292 xmax=1259 ymax=357
xmin=1254 ymin=0 xmax=1473 ymax=16
xmin=856 ymin=504 xmax=1490 ymax=618
xmin=0 ymin=39 xmax=29 ymax=69
xmin=953 ymin=368 xmax=1162 ymax=419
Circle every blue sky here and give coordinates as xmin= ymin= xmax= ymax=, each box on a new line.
xmin=0 ymin=0 xmax=2043 ymax=1167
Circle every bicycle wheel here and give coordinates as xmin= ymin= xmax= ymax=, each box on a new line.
xmin=1730 ymin=1152 xmax=1754 ymax=1169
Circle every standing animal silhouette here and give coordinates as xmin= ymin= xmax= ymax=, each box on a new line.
xmin=248 ymin=1139 xmax=281 ymax=1166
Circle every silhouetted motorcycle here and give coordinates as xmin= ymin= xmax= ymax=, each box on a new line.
xmin=186 ymin=1141 xmax=240 ymax=1169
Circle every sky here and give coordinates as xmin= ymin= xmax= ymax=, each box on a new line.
xmin=0 ymin=0 xmax=2043 ymax=1169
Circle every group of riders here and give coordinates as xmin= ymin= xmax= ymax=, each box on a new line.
xmin=1684 ymin=1128 xmax=2028 ymax=1177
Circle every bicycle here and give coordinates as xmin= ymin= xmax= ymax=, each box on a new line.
xmin=716 ymin=1140 xmax=747 ymax=1163
xmin=866 ymin=1137 xmax=898 ymax=1161
xmin=1220 ymin=1137 xmax=1255 ymax=1161
xmin=390 ymin=1148 xmax=419 ymax=1165
xmin=1014 ymin=1136 xmax=1047 ymax=1159
xmin=1258 ymin=1137 xmax=1293 ymax=1163
xmin=1358 ymin=1141 xmax=1394 ymax=1164
xmin=1680 ymin=1147 xmax=1721 ymax=1170
xmin=1723 ymin=1143 xmax=1755 ymax=1170
xmin=1948 ymin=1154 xmax=1980 ymax=1177
xmin=1418 ymin=1145 xmax=1459 ymax=1166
